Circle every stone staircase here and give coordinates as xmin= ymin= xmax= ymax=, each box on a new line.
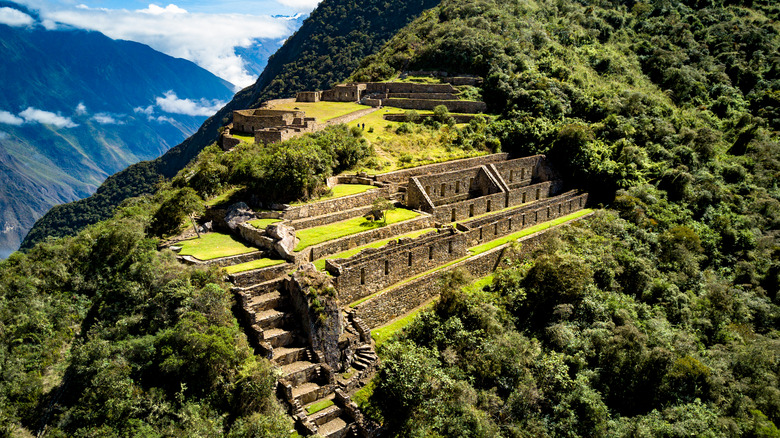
xmin=233 ymin=268 xmax=371 ymax=437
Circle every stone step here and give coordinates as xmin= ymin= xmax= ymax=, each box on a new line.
xmin=318 ymin=416 xmax=350 ymax=438
xmin=263 ymin=328 xmax=296 ymax=348
xmin=355 ymin=345 xmax=373 ymax=352
xmin=294 ymin=382 xmax=333 ymax=405
xmin=352 ymin=357 xmax=371 ymax=370
xmin=248 ymin=290 xmax=286 ymax=312
xmin=272 ymin=346 xmax=309 ymax=366
xmin=254 ymin=309 xmax=288 ymax=329
xmin=281 ymin=360 xmax=320 ymax=386
xmin=310 ymin=404 xmax=342 ymax=426
xmin=232 ymin=277 xmax=284 ymax=296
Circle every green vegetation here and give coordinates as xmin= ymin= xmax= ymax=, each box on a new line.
xmin=205 ymin=186 xmax=245 ymax=207
xmin=469 ymin=209 xmax=594 ymax=255
xmin=372 ymin=300 xmax=436 ymax=347
xmin=231 ymin=133 xmax=254 ymax=143
xmin=224 ymin=258 xmax=286 ymax=274
xmin=248 ymin=218 xmax=282 ymax=229
xmin=272 ymin=101 xmax=371 ymax=121
xmin=294 ymin=208 xmax=420 ymax=251
xmin=0 ymin=199 xmax=290 ymax=436
xmin=290 ymin=184 xmax=376 ymax=205
xmin=305 ymin=398 xmax=334 ymax=415
xmin=177 ymin=232 xmax=257 ymax=261
xmin=313 ymin=228 xmax=436 ymax=270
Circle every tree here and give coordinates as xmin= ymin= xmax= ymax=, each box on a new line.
xmin=368 ymin=197 xmax=395 ymax=224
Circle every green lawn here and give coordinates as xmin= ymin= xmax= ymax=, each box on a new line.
xmin=224 ymin=258 xmax=286 ymax=274
xmin=294 ymin=208 xmax=420 ymax=251
xmin=231 ymin=133 xmax=254 ymax=143
xmin=272 ymin=101 xmax=371 ymax=121
xmin=290 ymin=184 xmax=376 ymax=206
xmin=177 ymin=233 xmax=256 ymax=261
xmin=371 ymin=300 xmax=436 ymax=347
xmin=205 ymin=186 xmax=245 ymax=207
xmin=313 ymin=228 xmax=436 ymax=270
xmin=248 ymin=218 xmax=281 ymax=229
xmin=305 ymin=399 xmax=334 ymax=415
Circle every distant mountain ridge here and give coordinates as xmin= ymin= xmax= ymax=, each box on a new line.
xmin=21 ymin=0 xmax=441 ymax=251
xmin=0 ymin=4 xmax=237 ymax=257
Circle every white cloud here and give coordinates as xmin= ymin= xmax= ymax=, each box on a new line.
xmin=275 ymin=0 xmax=322 ymax=11
xmin=155 ymin=115 xmax=176 ymax=124
xmin=133 ymin=105 xmax=154 ymax=116
xmin=75 ymin=102 xmax=87 ymax=115
xmin=19 ymin=107 xmax=78 ymax=128
xmin=0 ymin=110 xmax=24 ymax=126
xmin=155 ymin=91 xmax=224 ymax=116
xmin=93 ymin=113 xmax=122 ymax=124
xmin=39 ymin=4 xmax=298 ymax=87
xmin=0 ymin=7 xmax=34 ymax=26
xmin=0 ymin=132 xmax=9 ymax=140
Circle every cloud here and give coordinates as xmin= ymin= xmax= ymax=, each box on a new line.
xmin=19 ymin=107 xmax=78 ymax=128
xmin=275 ymin=0 xmax=322 ymax=11
xmin=133 ymin=106 xmax=154 ymax=116
xmin=92 ymin=113 xmax=123 ymax=125
xmin=38 ymin=4 xmax=299 ymax=87
xmin=0 ymin=110 xmax=24 ymax=126
xmin=0 ymin=7 xmax=34 ymax=26
xmin=75 ymin=102 xmax=88 ymax=115
xmin=155 ymin=91 xmax=224 ymax=117
xmin=0 ymin=132 xmax=9 ymax=140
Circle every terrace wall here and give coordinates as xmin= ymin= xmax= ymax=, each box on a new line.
xmin=353 ymin=211 xmax=594 ymax=328
xmin=328 ymin=228 xmax=468 ymax=304
xmin=282 ymin=186 xmax=391 ymax=221
xmin=324 ymin=107 xmax=378 ymax=125
xmin=376 ymin=153 xmax=509 ymax=185
xmin=431 ymin=181 xmax=556 ymax=223
xmin=365 ymin=82 xmax=457 ymax=94
xmin=382 ymin=98 xmax=486 ymax=113
xmin=407 ymin=166 xmax=500 ymax=209
xmin=304 ymin=213 xmax=435 ymax=262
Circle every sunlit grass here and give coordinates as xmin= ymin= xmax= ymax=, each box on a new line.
xmin=205 ymin=186 xmax=244 ymax=207
xmin=224 ymin=258 xmax=286 ymax=274
xmin=231 ymin=133 xmax=254 ymax=143
xmin=271 ymin=101 xmax=371 ymax=121
xmin=248 ymin=218 xmax=281 ymax=229
xmin=177 ymin=232 xmax=256 ymax=261
xmin=371 ymin=300 xmax=436 ymax=347
xmin=290 ymin=184 xmax=376 ymax=206
xmin=305 ymin=399 xmax=334 ymax=415
xmin=294 ymin=208 xmax=420 ymax=251
xmin=312 ymin=228 xmax=437 ymax=271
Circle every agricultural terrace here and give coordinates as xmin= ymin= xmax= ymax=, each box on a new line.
xmin=312 ymin=227 xmax=437 ymax=271
xmin=294 ymin=208 xmax=420 ymax=251
xmin=176 ymin=232 xmax=257 ymax=260
xmin=290 ymin=184 xmax=376 ymax=206
xmin=271 ymin=101 xmax=370 ymax=121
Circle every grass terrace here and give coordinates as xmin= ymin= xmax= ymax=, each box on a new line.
xmin=312 ymin=228 xmax=437 ymax=270
xmin=205 ymin=186 xmax=245 ymax=207
xmin=231 ymin=133 xmax=254 ymax=143
xmin=372 ymin=300 xmax=436 ymax=347
xmin=177 ymin=232 xmax=257 ymax=261
xmin=271 ymin=101 xmax=370 ymax=121
xmin=224 ymin=258 xmax=286 ymax=274
xmin=248 ymin=218 xmax=281 ymax=229
xmin=305 ymin=399 xmax=334 ymax=415
xmin=294 ymin=208 xmax=420 ymax=251
xmin=290 ymin=184 xmax=376 ymax=206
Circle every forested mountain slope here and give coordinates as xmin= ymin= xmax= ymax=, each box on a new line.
xmin=21 ymin=0 xmax=441 ymax=251
xmin=341 ymin=0 xmax=780 ymax=435
xmin=0 ymin=4 xmax=236 ymax=258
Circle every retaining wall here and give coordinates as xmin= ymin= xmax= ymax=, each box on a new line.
xmin=385 ymin=93 xmax=457 ymax=100
xmin=376 ymin=153 xmax=509 ymax=185
xmin=365 ymin=82 xmax=457 ymax=94
xmin=354 ymin=212 xmax=594 ymax=328
xmin=325 ymin=107 xmax=378 ymax=125
xmin=229 ymin=263 xmax=293 ymax=288
xmin=304 ymin=213 xmax=435 ymax=262
xmin=383 ymin=98 xmax=486 ymax=113
xmin=282 ymin=186 xmax=391 ymax=221
xmin=328 ymin=229 xmax=468 ymax=304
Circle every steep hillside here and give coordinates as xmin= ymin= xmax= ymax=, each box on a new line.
xmin=21 ymin=0 xmax=441 ymax=251
xmin=0 ymin=9 xmax=236 ymax=257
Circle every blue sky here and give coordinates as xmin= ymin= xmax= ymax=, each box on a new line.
xmin=1 ymin=0 xmax=320 ymax=86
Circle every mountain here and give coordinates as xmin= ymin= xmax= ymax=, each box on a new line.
xmin=21 ymin=0 xmax=441 ymax=251
xmin=0 ymin=4 xmax=236 ymax=258
xmin=235 ymin=14 xmax=308 ymax=79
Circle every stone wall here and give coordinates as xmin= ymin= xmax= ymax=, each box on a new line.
xmin=305 ymin=213 xmax=435 ymax=262
xmin=177 ymin=250 xmax=268 ymax=268
xmin=262 ymin=97 xmax=297 ymax=108
xmin=229 ymin=262 xmax=293 ymax=288
xmin=321 ymin=84 xmax=366 ymax=102
xmin=328 ymin=228 xmax=467 ymax=304
xmin=431 ymin=181 xmax=556 ymax=223
xmin=354 ymin=212 xmax=595 ymax=328
xmin=376 ymin=153 xmax=509 ymax=185
xmin=289 ymin=204 xmax=376 ymax=230
xmin=296 ymin=91 xmax=321 ymax=102
xmin=364 ymin=82 xmax=457 ymax=94
xmin=282 ymin=186 xmax=392 ymax=221
xmin=461 ymin=191 xmax=589 ymax=247
xmin=383 ymin=113 xmax=477 ymax=124
xmin=382 ymin=98 xmax=486 ymax=113
xmin=385 ymin=93 xmax=457 ymax=100
xmin=491 ymin=155 xmax=547 ymax=189
xmin=233 ymin=109 xmax=304 ymax=133
xmin=220 ymin=134 xmax=241 ymax=151
xmin=324 ymin=107 xmax=378 ymax=126
xmin=408 ymin=166 xmax=500 ymax=209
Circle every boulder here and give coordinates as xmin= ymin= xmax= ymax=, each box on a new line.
xmin=267 ymin=223 xmax=298 ymax=261
xmin=224 ymin=202 xmax=256 ymax=230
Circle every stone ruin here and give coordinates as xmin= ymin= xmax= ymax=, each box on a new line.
xmin=173 ymin=153 xmax=591 ymax=437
